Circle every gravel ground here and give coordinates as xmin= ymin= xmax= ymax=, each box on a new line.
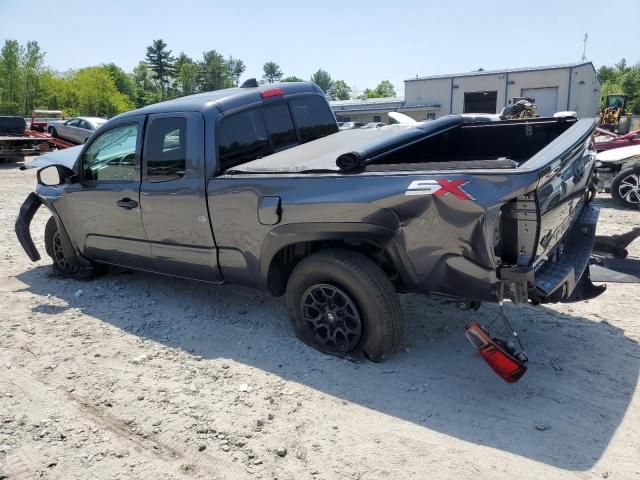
xmin=1 ymin=159 xmax=639 ymax=480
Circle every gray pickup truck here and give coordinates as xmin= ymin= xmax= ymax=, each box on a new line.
xmin=15 ymin=80 xmax=603 ymax=363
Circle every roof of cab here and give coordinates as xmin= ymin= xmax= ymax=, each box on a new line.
xmin=113 ymin=81 xmax=324 ymax=121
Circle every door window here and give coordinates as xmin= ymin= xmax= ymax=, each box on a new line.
xmin=144 ymin=117 xmax=187 ymax=182
xmin=67 ymin=118 xmax=81 ymax=127
xmin=83 ymin=124 xmax=138 ymax=182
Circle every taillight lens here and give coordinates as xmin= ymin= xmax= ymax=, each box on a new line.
xmin=465 ymin=321 xmax=527 ymax=383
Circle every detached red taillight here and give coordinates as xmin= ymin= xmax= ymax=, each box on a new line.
xmin=465 ymin=321 xmax=527 ymax=383
xmin=261 ymin=88 xmax=284 ymax=99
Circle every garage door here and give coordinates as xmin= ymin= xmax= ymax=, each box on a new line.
xmin=464 ymin=91 xmax=498 ymax=114
xmin=521 ymin=87 xmax=559 ymax=117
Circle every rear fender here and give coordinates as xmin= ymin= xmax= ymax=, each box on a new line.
xmin=259 ymin=222 xmax=419 ymax=290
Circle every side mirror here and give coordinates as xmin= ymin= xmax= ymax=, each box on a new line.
xmin=37 ymin=165 xmax=76 ymax=186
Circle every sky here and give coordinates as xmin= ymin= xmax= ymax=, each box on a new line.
xmin=1 ymin=0 xmax=639 ymax=97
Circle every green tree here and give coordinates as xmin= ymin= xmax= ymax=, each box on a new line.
xmin=103 ymin=63 xmax=136 ymax=104
xmin=199 ymin=50 xmax=231 ymax=91
xmin=281 ymin=75 xmax=304 ymax=82
xmin=374 ymin=80 xmax=395 ymax=97
xmin=22 ymin=41 xmax=45 ymax=115
xmin=310 ymin=69 xmax=333 ymax=95
xmin=262 ymin=61 xmax=283 ymax=83
xmin=35 ymin=70 xmax=74 ymax=114
xmin=177 ymin=62 xmax=199 ymax=96
xmin=227 ymin=56 xmax=245 ymax=86
xmin=0 ymin=40 xmax=23 ymax=114
xmin=330 ymin=80 xmax=351 ymax=100
xmin=311 ymin=68 xmax=333 ymax=95
xmin=598 ymin=58 xmax=640 ymax=113
xmin=132 ymin=61 xmax=159 ymax=108
xmin=145 ymin=39 xmax=175 ymax=100
xmin=71 ymin=66 xmax=133 ymax=117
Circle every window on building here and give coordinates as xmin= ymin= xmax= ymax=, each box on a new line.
xmin=426 ymin=112 xmax=436 ymax=120
xmin=145 ymin=117 xmax=187 ymax=182
xmin=373 ymin=115 xmax=381 ymax=122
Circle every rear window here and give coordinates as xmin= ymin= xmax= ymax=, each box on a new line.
xmin=216 ymin=95 xmax=337 ymax=172
xmin=262 ymin=103 xmax=297 ymax=151
xmin=290 ymin=96 xmax=338 ymax=143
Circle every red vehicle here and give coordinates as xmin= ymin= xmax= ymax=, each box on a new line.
xmin=595 ymin=127 xmax=640 ymax=152
xmin=30 ymin=110 xmax=65 ymax=132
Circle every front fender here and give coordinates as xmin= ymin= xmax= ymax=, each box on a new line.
xmin=15 ymin=192 xmax=43 ymax=261
xmin=14 ymin=192 xmax=78 ymax=265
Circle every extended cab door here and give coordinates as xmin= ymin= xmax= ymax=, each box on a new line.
xmin=54 ymin=115 xmax=152 ymax=269
xmin=139 ymin=112 xmax=221 ymax=281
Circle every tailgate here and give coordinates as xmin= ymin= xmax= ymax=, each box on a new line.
xmin=499 ymin=118 xmax=598 ymax=302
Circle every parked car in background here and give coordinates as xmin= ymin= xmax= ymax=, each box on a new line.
xmin=338 ymin=121 xmax=364 ymax=130
xmin=362 ymin=122 xmax=386 ymax=129
xmin=47 ymin=117 xmax=107 ymax=144
xmin=593 ymin=144 xmax=640 ymax=208
xmin=30 ymin=110 xmax=65 ymax=132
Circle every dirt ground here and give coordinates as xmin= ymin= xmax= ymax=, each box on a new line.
xmin=0 ymin=159 xmax=639 ymax=480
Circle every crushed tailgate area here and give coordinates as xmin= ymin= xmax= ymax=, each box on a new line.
xmin=1 ymin=161 xmax=639 ymax=480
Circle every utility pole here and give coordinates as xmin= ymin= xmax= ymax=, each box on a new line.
xmin=581 ymin=33 xmax=588 ymax=61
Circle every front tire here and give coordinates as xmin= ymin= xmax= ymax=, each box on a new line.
xmin=611 ymin=166 xmax=640 ymax=209
xmin=50 ymin=128 xmax=58 ymax=138
xmin=286 ymin=249 xmax=404 ymax=362
xmin=44 ymin=217 xmax=102 ymax=278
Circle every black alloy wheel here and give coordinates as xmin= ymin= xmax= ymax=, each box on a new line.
xmin=300 ymin=283 xmax=362 ymax=354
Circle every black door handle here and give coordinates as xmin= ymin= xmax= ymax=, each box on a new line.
xmin=117 ymin=198 xmax=138 ymax=209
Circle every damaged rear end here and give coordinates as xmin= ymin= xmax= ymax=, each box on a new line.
xmin=496 ymin=119 xmax=604 ymax=304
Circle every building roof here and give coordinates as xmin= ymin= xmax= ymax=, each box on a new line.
xmin=405 ymin=61 xmax=596 ymax=82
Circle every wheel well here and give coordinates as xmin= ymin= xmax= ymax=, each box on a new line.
xmin=266 ymin=240 xmax=402 ymax=297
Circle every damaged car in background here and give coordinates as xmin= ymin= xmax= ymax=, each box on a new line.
xmin=593 ymin=144 xmax=640 ymax=208
xmin=16 ymin=80 xmax=606 ymax=383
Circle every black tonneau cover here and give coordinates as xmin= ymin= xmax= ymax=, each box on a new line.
xmin=227 ymin=116 xmax=462 ymax=174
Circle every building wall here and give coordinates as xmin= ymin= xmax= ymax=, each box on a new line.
xmin=404 ymin=64 xmax=600 ymax=118
xmin=404 ymin=78 xmax=451 ymax=116
xmin=505 ymin=68 xmax=569 ymax=113
xmin=451 ymin=74 xmax=505 ymax=113
xmin=567 ymin=63 xmax=600 ymax=117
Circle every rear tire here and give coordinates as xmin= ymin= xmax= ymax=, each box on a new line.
xmin=44 ymin=216 xmax=104 ymax=278
xmin=285 ymin=248 xmax=404 ymax=362
xmin=611 ymin=166 xmax=640 ymax=209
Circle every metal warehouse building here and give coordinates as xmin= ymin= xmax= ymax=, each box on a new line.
xmin=331 ymin=62 xmax=600 ymax=123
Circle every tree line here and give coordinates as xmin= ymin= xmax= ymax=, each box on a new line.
xmin=0 ymin=38 xmax=398 ymax=118
xmin=597 ymin=59 xmax=640 ymax=113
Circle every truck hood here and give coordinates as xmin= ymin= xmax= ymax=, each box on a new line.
xmin=228 ymin=115 xmax=462 ymax=174
xmin=22 ymin=145 xmax=83 ymax=170
xmin=596 ymin=144 xmax=640 ymax=163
